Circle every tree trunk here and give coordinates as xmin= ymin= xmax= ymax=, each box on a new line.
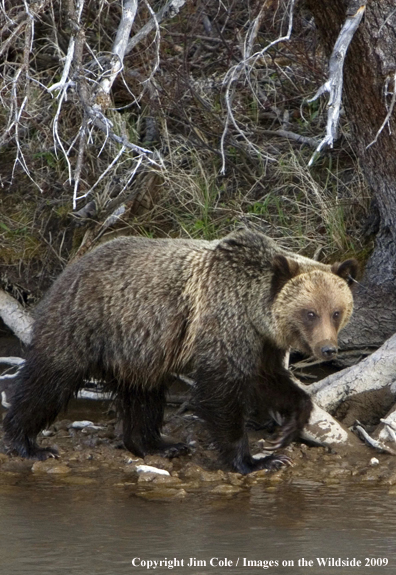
xmin=306 ymin=0 xmax=396 ymax=349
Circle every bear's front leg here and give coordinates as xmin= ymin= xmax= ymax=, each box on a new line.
xmin=225 ymin=436 xmax=292 ymax=474
xmin=193 ymin=366 xmax=291 ymax=474
xmin=253 ymin=367 xmax=313 ymax=451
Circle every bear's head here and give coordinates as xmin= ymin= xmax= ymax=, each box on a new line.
xmin=271 ymin=255 xmax=358 ymax=361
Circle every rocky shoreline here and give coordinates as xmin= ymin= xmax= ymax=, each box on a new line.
xmin=1 ymin=405 xmax=396 ymax=499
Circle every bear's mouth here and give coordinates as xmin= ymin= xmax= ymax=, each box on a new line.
xmin=292 ymin=337 xmax=338 ymax=362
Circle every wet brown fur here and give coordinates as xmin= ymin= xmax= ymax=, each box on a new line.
xmin=3 ymin=229 xmax=358 ymax=474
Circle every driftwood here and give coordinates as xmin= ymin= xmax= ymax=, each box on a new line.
xmin=0 ymin=289 xmax=33 ymax=345
xmin=308 ymin=334 xmax=396 ymax=413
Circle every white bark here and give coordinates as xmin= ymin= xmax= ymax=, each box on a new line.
xmin=98 ymin=0 xmax=138 ymax=97
xmin=308 ymin=3 xmax=366 ymax=166
xmin=372 ymin=403 xmax=396 ymax=451
xmin=308 ymin=333 xmax=396 ymax=412
xmin=125 ymin=0 xmax=188 ymax=55
xmin=0 ymin=289 xmax=33 ymax=345
xmin=301 ymin=403 xmax=357 ymax=448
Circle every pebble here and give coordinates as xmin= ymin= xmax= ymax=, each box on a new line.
xmin=136 ymin=465 xmax=170 ymax=476
xmin=384 ymin=472 xmax=396 ymax=485
xmin=69 ymin=421 xmax=105 ymax=430
xmin=152 ymin=475 xmax=182 ymax=486
xmin=136 ymin=488 xmax=187 ymax=500
xmin=210 ymin=484 xmax=243 ymax=495
xmin=182 ymin=463 xmax=225 ymax=482
xmin=138 ymin=472 xmax=158 ymax=483
xmin=32 ymin=460 xmax=60 ymax=473
xmin=144 ymin=455 xmax=174 ymax=472
xmin=46 ymin=465 xmax=71 ymax=475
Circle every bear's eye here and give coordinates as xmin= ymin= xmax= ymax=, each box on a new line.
xmin=333 ymin=311 xmax=341 ymax=321
xmin=307 ymin=311 xmax=317 ymax=321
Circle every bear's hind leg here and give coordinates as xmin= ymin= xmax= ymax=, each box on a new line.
xmin=3 ymin=359 xmax=84 ymax=460
xmin=120 ymin=384 xmax=189 ymax=458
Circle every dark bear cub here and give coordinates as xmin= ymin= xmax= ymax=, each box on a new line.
xmin=3 ymin=230 xmax=357 ymax=474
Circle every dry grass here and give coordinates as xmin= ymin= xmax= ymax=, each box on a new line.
xmin=0 ymin=0 xmax=371 ymax=298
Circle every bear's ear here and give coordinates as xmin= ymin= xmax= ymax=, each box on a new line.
xmin=331 ymin=259 xmax=359 ymax=287
xmin=271 ymin=255 xmax=300 ymax=299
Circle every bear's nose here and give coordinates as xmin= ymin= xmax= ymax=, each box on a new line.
xmin=321 ymin=345 xmax=337 ymax=359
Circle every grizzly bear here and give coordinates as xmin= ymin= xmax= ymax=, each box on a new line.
xmin=3 ymin=229 xmax=357 ymax=474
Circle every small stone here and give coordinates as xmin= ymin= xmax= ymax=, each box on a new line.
xmin=268 ymin=471 xmax=285 ymax=483
xmin=211 ymin=484 xmax=242 ymax=495
xmin=199 ymin=470 xmax=225 ymax=482
xmin=182 ymin=463 xmax=205 ymax=479
xmin=152 ymin=475 xmax=182 ymax=486
xmin=136 ymin=465 xmax=170 ymax=476
xmin=53 ymin=420 xmax=71 ymax=431
xmin=69 ymin=421 xmax=95 ymax=430
xmin=182 ymin=463 xmax=225 ymax=481
xmin=227 ymin=473 xmax=244 ymax=486
xmin=126 ymin=457 xmax=144 ymax=465
xmin=47 ymin=465 xmax=71 ymax=475
xmin=144 ymin=455 xmax=173 ymax=472
xmin=253 ymin=470 xmax=269 ymax=479
xmin=370 ymin=457 xmax=380 ymax=466
xmin=137 ymin=488 xmax=187 ymax=500
xmin=32 ymin=460 xmax=60 ymax=473
xmin=138 ymin=472 xmax=157 ymax=483
xmin=328 ymin=468 xmax=352 ymax=478
xmin=323 ymin=477 xmax=340 ymax=485
xmin=384 ymin=472 xmax=396 ymax=485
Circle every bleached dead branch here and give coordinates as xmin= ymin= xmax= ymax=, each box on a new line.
xmin=354 ymin=421 xmax=396 ymax=455
xmin=220 ymin=0 xmax=296 ymax=174
xmin=366 ymin=71 xmax=396 ymax=149
xmin=307 ymin=3 xmax=366 ymax=166
xmin=125 ymin=0 xmax=188 ymax=55
xmin=0 ymin=357 xmax=25 ymax=367
xmin=3 ymin=1 xmax=51 ymax=192
xmin=46 ymin=0 xmax=161 ymax=209
xmin=97 ymin=0 xmax=138 ymax=98
xmin=308 ymin=333 xmax=396 ymax=413
xmin=375 ymin=404 xmax=396 ymax=445
xmin=0 ymin=289 xmax=33 ymax=345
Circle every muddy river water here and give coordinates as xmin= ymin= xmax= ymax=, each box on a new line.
xmin=1 ymin=361 xmax=396 ymax=575
xmin=0 ymin=479 xmax=395 ymax=575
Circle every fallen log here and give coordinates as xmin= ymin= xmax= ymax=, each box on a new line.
xmin=0 ymin=289 xmax=33 ymax=345
xmin=308 ymin=333 xmax=396 ymax=413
